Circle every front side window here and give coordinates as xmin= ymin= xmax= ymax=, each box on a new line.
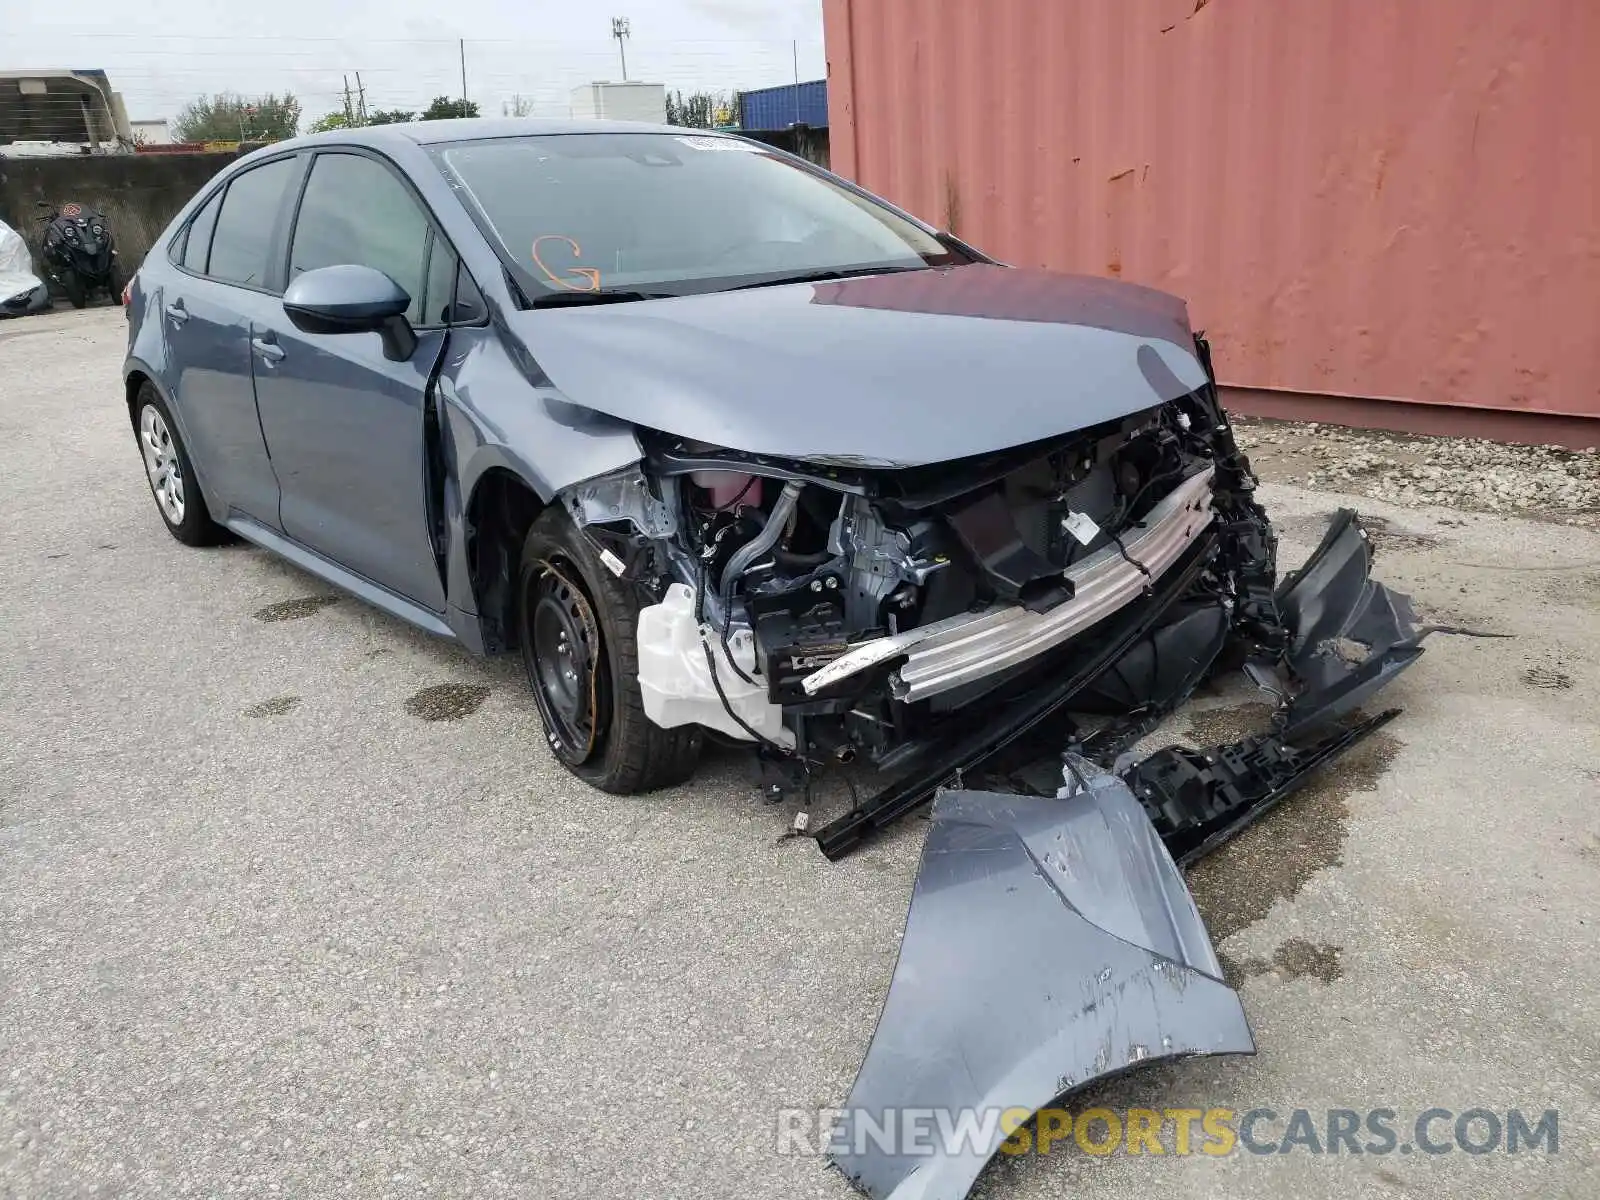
xmin=207 ymin=157 xmax=298 ymax=287
xmin=432 ymin=133 xmax=967 ymax=301
xmin=290 ymin=152 xmax=430 ymax=324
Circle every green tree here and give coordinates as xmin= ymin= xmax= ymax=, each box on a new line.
xmin=366 ymin=109 xmax=417 ymax=125
xmin=307 ymin=111 xmax=351 ymax=134
xmin=420 ymin=96 xmax=480 ymax=120
xmin=172 ymin=92 xmax=300 ymax=142
xmin=665 ymin=90 xmax=732 ymax=130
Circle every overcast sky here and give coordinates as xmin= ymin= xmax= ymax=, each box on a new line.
xmin=3 ymin=0 xmax=826 ymax=124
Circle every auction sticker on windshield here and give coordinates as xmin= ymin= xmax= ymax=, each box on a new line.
xmin=675 ymin=135 xmax=764 ymax=153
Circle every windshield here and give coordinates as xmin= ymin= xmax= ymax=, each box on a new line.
xmin=432 ymin=132 xmax=967 ymax=300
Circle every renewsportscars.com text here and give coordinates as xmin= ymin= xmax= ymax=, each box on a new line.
xmin=776 ymin=1105 xmax=1559 ymax=1159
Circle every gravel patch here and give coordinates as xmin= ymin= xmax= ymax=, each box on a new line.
xmin=1234 ymin=418 xmax=1600 ymax=524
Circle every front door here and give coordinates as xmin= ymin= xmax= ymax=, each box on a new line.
xmin=249 ymin=149 xmax=457 ymax=612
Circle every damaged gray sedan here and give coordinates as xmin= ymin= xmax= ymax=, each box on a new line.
xmin=124 ymin=119 xmax=1428 ymax=1200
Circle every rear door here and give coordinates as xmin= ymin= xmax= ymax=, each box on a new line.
xmin=161 ymin=156 xmax=301 ymax=525
xmin=248 ymin=148 xmax=452 ymax=611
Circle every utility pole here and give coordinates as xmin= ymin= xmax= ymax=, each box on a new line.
xmin=354 ymin=71 xmax=368 ymax=124
xmin=342 ymin=75 xmax=354 ymax=126
xmin=459 ymin=38 xmax=468 ymax=113
xmin=611 ymin=17 xmax=630 ymax=81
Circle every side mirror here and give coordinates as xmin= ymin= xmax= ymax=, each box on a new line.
xmin=282 ymin=264 xmax=416 ymax=361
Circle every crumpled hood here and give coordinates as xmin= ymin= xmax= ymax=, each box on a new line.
xmin=505 ymin=264 xmax=1209 ymax=467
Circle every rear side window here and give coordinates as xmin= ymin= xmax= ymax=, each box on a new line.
xmin=208 ymin=157 xmax=298 ymax=288
xmin=180 ymin=190 xmax=222 ymax=274
xmin=290 ymin=153 xmax=430 ymax=324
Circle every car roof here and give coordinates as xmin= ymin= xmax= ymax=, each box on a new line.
xmin=275 ymin=117 xmax=700 ymax=154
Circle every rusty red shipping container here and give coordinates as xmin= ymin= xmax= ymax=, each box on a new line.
xmin=823 ymin=0 xmax=1600 ymax=443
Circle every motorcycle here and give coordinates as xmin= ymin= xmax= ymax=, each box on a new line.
xmin=36 ymin=201 xmax=122 ymax=309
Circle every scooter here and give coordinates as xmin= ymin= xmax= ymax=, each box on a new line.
xmin=36 ymin=201 xmax=122 ymax=308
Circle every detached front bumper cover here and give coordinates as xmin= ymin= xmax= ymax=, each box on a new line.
xmin=829 ymin=771 xmax=1254 ymax=1200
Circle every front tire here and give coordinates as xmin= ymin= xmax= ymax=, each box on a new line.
xmin=133 ymin=383 xmax=231 ymax=546
xmin=62 ymin=270 xmax=87 ymax=309
xmin=517 ymin=509 xmax=701 ymax=793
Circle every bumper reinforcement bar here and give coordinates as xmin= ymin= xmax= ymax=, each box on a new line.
xmin=801 ymin=466 xmax=1216 ymax=700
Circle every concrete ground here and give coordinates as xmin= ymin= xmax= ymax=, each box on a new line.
xmin=2 ymin=307 xmax=1596 ymax=1199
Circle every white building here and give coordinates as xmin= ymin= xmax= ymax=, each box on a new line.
xmin=568 ymin=82 xmax=666 ymax=124
xmin=130 ymin=118 xmax=170 ymax=145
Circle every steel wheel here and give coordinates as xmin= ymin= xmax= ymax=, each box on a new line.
xmin=526 ymin=562 xmax=607 ymax=762
xmin=139 ymin=404 xmax=185 ymax=525
xmin=515 ymin=509 xmax=701 ymax=793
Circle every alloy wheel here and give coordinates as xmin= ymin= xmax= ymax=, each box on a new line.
xmin=139 ymin=405 xmax=185 ymax=524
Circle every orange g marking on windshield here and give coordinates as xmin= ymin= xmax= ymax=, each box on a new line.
xmin=531 ymin=235 xmax=602 ymax=292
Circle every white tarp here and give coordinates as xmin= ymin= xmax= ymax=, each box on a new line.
xmin=0 ymin=218 xmax=46 ymax=306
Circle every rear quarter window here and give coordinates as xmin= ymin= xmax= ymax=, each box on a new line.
xmin=178 ymin=190 xmax=223 ymax=274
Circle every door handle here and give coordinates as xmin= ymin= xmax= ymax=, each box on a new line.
xmin=251 ymin=337 xmax=285 ymax=364
xmin=164 ymin=300 xmax=188 ymax=325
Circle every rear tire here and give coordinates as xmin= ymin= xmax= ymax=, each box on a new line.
xmin=133 ymin=382 xmax=231 ymax=546
xmin=517 ymin=508 xmax=701 ymax=794
xmin=62 ymin=271 xmax=87 ymax=309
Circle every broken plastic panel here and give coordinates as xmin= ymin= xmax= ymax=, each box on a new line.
xmin=829 ymin=774 xmax=1253 ymax=1200
xmin=1275 ymin=509 xmax=1427 ymax=739
xmin=1122 ymin=708 xmax=1400 ymax=866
